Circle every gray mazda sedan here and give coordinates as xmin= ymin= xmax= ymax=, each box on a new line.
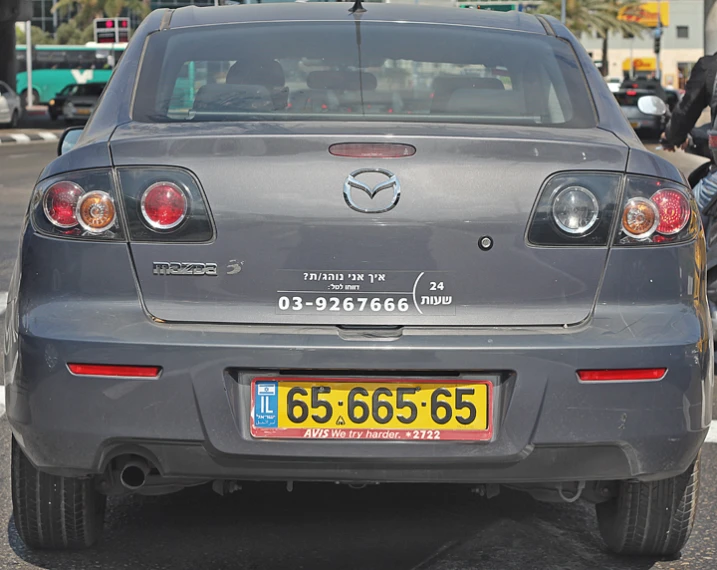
xmin=5 ymin=2 xmax=712 ymax=557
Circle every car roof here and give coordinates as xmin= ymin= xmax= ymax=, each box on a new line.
xmin=167 ymin=3 xmax=548 ymax=35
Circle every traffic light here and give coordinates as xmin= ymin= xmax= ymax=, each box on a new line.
xmin=117 ymin=18 xmax=130 ymax=43
xmin=653 ymin=28 xmax=662 ymax=54
xmin=94 ymin=18 xmax=115 ymax=44
xmin=94 ymin=17 xmax=131 ymax=44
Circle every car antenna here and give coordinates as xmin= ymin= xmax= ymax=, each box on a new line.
xmin=348 ymin=0 xmax=366 ymax=14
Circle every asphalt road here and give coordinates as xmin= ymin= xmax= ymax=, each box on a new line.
xmin=0 ymin=142 xmax=715 ymax=570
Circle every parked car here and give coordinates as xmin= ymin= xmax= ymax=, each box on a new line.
xmin=0 ymin=80 xmax=21 ymax=128
xmin=48 ymin=84 xmax=75 ymax=121
xmin=62 ymin=82 xmax=107 ymax=124
xmin=6 ymin=3 xmax=711 ymax=559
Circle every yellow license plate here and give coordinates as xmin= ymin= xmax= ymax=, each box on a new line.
xmin=251 ymin=377 xmax=493 ymax=441
xmin=76 ymin=109 xmax=91 ymax=115
xmin=630 ymin=121 xmax=639 ymax=128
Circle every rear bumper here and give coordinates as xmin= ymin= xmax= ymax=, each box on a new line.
xmin=5 ymin=232 xmax=713 ymax=484
xmin=6 ymin=304 xmax=713 ymax=484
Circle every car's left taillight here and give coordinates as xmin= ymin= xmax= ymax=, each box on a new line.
xmin=32 ymin=169 xmax=124 ymax=240
xmin=31 ymin=167 xmax=214 ymax=243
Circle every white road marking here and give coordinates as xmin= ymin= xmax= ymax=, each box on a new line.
xmin=9 ymin=134 xmax=31 ymax=144
xmin=0 ymin=291 xmax=7 ymax=317
xmin=707 ymin=420 xmax=717 ymax=444
xmin=37 ymin=132 xmax=58 ymax=141
xmin=0 ymin=390 xmax=4 ymax=418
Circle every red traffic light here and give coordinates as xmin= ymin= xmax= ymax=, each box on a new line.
xmin=105 ymin=20 xmax=114 ymax=28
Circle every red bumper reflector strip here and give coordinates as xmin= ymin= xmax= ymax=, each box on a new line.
xmin=68 ymin=364 xmax=161 ymax=378
xmin=578 ymin=368 xmax=666 ymax=382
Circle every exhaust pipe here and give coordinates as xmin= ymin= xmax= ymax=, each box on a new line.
xmin=117 ymin=456 xmax=150 ymax=491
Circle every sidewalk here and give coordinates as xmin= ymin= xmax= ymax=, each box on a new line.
xmin=0 ymin=107 xmax=64 ymax=145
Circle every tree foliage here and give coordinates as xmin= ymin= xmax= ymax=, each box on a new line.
xmin=15 ymin=25 xmax=54 ymax=46
xmin=52 ymin=0 xmax=149 ymax=31
xmin=537 ymin=0 xmax=647 ymax=76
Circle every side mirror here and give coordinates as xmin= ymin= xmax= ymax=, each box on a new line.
xmin=57 ymin=127 xmax=84 ymax=156
xmin=637 ymin=95 xmax=668 ymax=117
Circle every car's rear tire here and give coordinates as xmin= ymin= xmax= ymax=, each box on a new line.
xmin=596 ymin=455 xmax=700 ymax=556
xmin=9 ymin=109 xmax=19 ymax=129
xmin=11 ymin=437 xmax=106 ymax=550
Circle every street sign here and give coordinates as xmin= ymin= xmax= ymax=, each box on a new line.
xmin=93 ymin=17 xmax=131 ymax=44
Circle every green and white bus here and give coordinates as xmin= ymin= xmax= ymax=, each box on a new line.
xmin=16 ymin=43 xmax=126 ymax=105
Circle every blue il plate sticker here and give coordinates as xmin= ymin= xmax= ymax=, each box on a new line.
xmin=254 ymin=381 xmax=278 ymax=428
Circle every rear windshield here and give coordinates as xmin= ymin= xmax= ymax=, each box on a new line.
xmin=133 ymin=21 xmax=596 ymax=128
xmin=71 ymin=83 xmax=106 ymax=96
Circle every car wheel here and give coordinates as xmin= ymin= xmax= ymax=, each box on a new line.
xmin=9 ymin=109 xmax=19 ymax=129
xmin=11 ymin=437 xmax=106 ymax=550
xmin=596 ymin=454 xmax=700 ymax=556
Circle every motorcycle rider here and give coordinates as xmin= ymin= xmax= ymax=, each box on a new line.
xmin=662 ymin=53 xmax=717 ymax=209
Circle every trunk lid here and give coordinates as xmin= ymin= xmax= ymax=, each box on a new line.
xmin=110 ymin=123 xmax=628 ymax=327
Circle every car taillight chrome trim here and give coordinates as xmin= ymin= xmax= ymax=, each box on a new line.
xmin=76 ymin=191 xmax=117 ymax=234
xmin=551 ymin=185 xmax=599 ymax=235
xmin=42 ymin=181 xmax=84 ymax=229
xmin=140 ymin=181 xmax=188 ymax=230
xmin=621 ymin=197 xmax=660 ymax=240
xmin=651 ymin=188 xmax=691 ymax=235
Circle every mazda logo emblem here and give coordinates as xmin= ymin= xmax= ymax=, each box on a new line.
xmin=343 ymin=168 xmax=401 ymax=214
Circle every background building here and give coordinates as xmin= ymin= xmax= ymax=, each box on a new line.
xmin=572 ymin=0 xmax=704 ymax=88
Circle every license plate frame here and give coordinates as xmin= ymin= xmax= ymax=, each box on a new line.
xmin=250 ymin=376 xmax=494 ymax=441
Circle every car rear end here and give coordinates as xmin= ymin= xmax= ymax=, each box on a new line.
xmin=615 ymin=88 xmax=666 ymax=135
xmin=5 ymin=4 xmax=712 ymax=555
xmin=63 ymin=83 xmax=106 ymax=123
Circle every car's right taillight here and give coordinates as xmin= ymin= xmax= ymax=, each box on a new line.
xmin=615 ymin=175 xmax=699 ymax=245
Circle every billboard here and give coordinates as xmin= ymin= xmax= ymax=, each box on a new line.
xmin=618 ymin=2 xmax=670 ymax=29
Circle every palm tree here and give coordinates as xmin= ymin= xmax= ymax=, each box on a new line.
xmin=53 ymin=0 xmax=149 ymax=30
xmin=537 ymin=0 xmax=645 ymax=77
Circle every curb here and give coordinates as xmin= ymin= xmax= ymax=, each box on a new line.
xmin=0 ymin=132 xmax=59 ymax=144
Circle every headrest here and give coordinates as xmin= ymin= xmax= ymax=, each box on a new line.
xmin=306 ymin=70 xmax=377 ymax=92
xmin=193 ymin=84 xmax=274 ymax=114
xmin=226 ymin=59 xmax=285 ymax=88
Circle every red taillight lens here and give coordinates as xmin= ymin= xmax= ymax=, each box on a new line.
xmin=43 ymin=181 xmax=84 ymax=228
xmin=140 ymin=182 xmax=188 ymax=230
xmin=626 ymin=89 xmax=638 ymax=96
xmin=709 ymin=133 xmax=717 ymax=149
xmin=329 ymin=143 xmax=416 ymax=158
xmin=651 ymin=189 xmax=691 ymax=235
xmin=68 ymin=363 xmax=161 ymax=378
xmin=578 ymin=368 xmax=666 ymax=382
